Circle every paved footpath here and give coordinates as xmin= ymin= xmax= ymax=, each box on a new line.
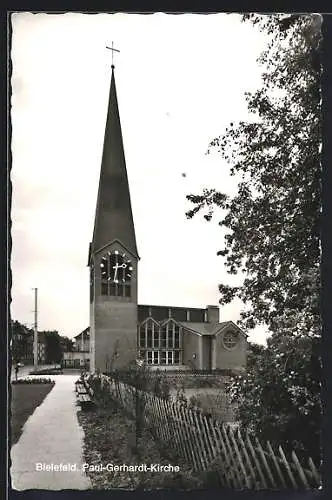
xmin=11 ymin=375 xmax=92 ymax=490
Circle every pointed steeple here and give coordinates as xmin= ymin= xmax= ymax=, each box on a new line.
xmin=90 ymin=66 xmax=138 ymax=260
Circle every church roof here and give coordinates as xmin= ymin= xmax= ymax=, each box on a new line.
xmin=74 ymin=327 xmax=90 ymax=340
xmin=180 ymin=321 xmax=228 ymax=336
xmin=81 ymin=320 xmax=247 ymax=338
xmin=180 ymin=321 xmax=247 ymax=337
xmin=89 ymin=66 xmax=138 ymax=262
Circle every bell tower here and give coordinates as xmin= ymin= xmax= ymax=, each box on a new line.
xmin=88 ymin=63 xmax=139 ymax=373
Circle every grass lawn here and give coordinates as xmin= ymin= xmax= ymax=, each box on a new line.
xmin=11 ymin=382 xmax=55 ymax=445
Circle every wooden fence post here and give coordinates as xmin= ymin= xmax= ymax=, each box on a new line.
xmin=209 ymin=420 xmax=231 ymax=488
xmin=308 ymin=457 xmax=321 ymax=486
xmin=278 ymin=445 xmax=298 ymax=489
xmin=222 ymin=424 xmax=244 ymax=488
xmin=246 ymin=432 xmax=268 ymax=489
xmin=157 ymin=396 xmax=166 ymax=442
xmin=202 ymin=414 xmax=220 ymax=461
xmin=178 ymin=404 xmax=194 ymax=466
xmin=266 ymin=440 xmax=287 ymax=489
xmin=171 ymin=402 xmax=185 ymax=461
xmin=191 ymin=409 xmax=209 ymax=471
xmin=255 ymin=437 xmax=277 ymax=489
xmin=291 ymin=450 xmax=310 ymax=489
xmin=197 ymin=412 xmax=215 ymax=465
xmin=228 ymin=425 xmax=251 ymax=489
xmin=236 ymin=428 xmax=257 ymax=489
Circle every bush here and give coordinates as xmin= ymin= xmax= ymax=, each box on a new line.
xmin=29 ymin=368 xmax=62 ymax=375
xmin=105 ymin=365 xmax=171 ymax=400
xmin=12 ymin=377 xmax=55 ymax=385
xmin=227 ymin=332 xmax=322 ymax=464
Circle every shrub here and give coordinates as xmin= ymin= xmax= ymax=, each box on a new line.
xmin=12 ymin=377 xmax=55 ymax=385
xmin=29 ymin=368 xmax=62 ymax=375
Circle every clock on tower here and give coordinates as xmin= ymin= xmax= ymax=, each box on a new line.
xmin=100 ymin=250 xmax=133 ymax=297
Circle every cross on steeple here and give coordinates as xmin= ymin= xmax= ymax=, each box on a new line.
xmin=106 ymin=42 xmax=120 ymax=68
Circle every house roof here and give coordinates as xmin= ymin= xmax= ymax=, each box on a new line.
xmin=180 ymin=321 xmax=227 ymax=336
xmin=74 ymin=327 xmax=90 ymax=339
xmin=80 ymin=320 xmax=247 ymax=339
xmin=180 ymin=321 xmax=248 ymax=338
xmin=27 ymin=331 xmax=47 ymax=343
xmin=138 ymin=304 xmax=207 ymax=313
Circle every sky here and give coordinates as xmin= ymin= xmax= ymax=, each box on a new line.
xmin=11 ymin=12 xmax=271 ymax=343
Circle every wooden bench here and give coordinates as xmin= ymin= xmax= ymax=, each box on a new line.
xmin=82 ymin=379 xmax=94 ymax=397
xmin=77 ymin=393 xmax=94 ymax=410
xmin=86 ymin=385 xmax=94 ymax=397
xmin=76 ymin=384 xmax=87 ymax=394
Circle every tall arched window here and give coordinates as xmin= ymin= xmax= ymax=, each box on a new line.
xmin=100 ymin=250 xmax=133 ymax=298
xmin=138 ymin=319 xmax=182 ymax=365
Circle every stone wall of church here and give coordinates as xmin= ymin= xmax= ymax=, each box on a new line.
xmin=89 ymin=302 xmax=95 ymax=372
xmin=213 ymin=328 xmax=247 ymax=372
xmin=182 ymin=330 xmax=200 ymax=369
xmin=201 ymin=336 xmax=212 ymax=370
xmin=91 ymin=243 xmax=138 ymax=372
xmin=93 ymin=300 xmax=138 ymax=372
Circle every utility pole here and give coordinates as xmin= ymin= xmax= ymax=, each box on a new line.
xmin=32 ymin=288 xmax=38 ymax=369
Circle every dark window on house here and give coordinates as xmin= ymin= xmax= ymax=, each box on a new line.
xmin=139 ymin=327 xmax=146 ymax=347
xmin=153 ymin=327 xmax=159 ymax=348
xmin=150 ymin=306 xmax=169 ymax=321
xmin=138 ymin=306 xmax=150 ymax=322
xmin=153 ymin=351 xmax=159 ymax=364
xmin=161 ymin=327 xmax=167 ymax=348
xmin=189 ymin=309 xmax=205 ymax=323
xmin=147 ymin=329 xmax=153 ymax=348
xmin=174 ymin=326 xmax=180 ymax=348
xmin=166 ymin=322 xmax=174 ymax=348
xmin=171 ymin=308 xmax=187 ymax=322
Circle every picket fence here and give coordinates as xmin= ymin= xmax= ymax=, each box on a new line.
xmin=95 ymin=374 xmax=321 ymax=490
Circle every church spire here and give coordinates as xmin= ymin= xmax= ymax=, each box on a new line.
xmin=90 ymin=65 xmax=139 ymax=260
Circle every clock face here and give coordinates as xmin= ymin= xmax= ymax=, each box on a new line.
xmin=100 ymin=250 xmax=133 ymax=283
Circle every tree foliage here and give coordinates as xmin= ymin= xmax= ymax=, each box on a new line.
xmin=43 ymin=331 xmax=62 ymax=363
xmin=59 ymin=335 xmax=74 ymax=353
xmin=11 ymin=319 xmax=72 ymax=364
xmin=228 ymin=314 xmax=321 ymax=464
xmin=186 ymin=14 xmax=322 ymax=463
xmin=186 ymin=13 xmax=322 ymax=330
xmin=11 ymin=320 xmax=31 ymax=362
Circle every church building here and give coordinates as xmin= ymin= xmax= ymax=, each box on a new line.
xmin=88 ymin=62 xmax=247 ymax=374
